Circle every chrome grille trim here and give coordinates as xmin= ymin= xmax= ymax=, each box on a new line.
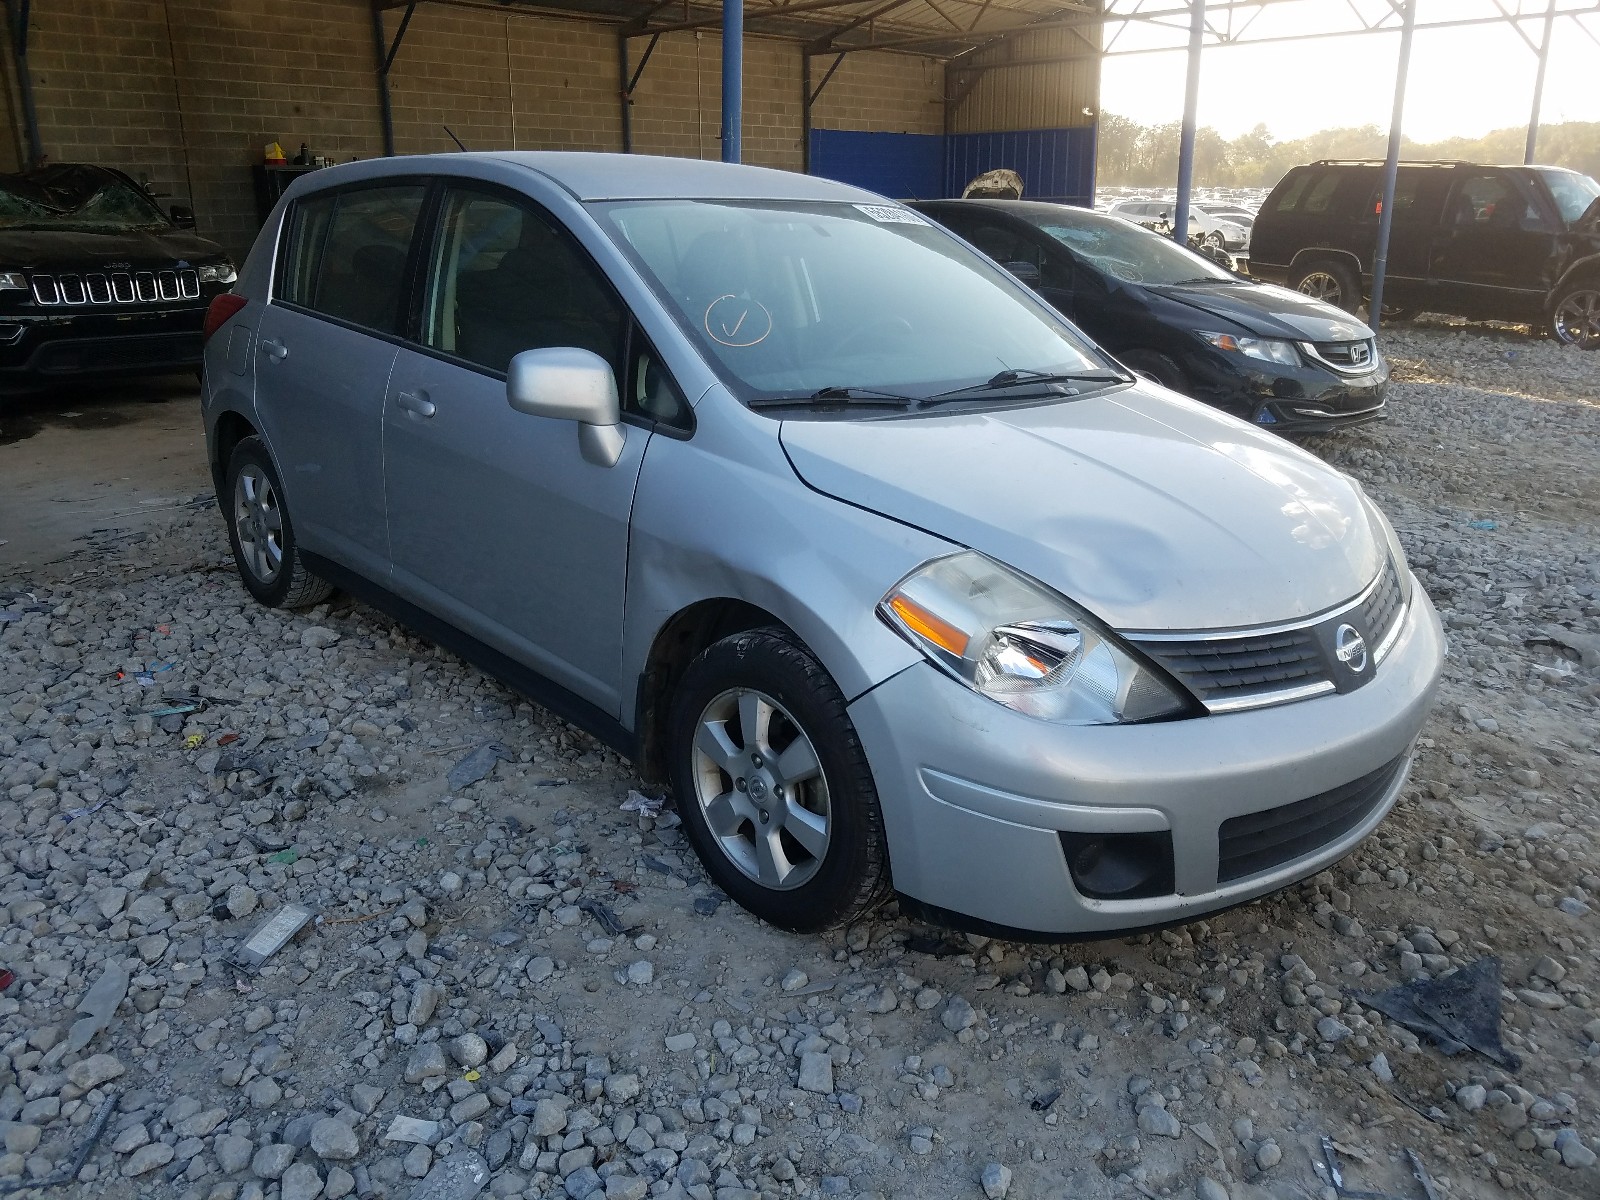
xmin=25 ymin=268 xmax=199 ymax=307
xmin=1131 ymin=562 xmax=1410 ymax=715
xmin=1300 ymin=338 xmax=1379 ymax=375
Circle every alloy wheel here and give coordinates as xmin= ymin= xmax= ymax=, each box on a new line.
xmin=233 ymin=465 xmax=284 ymax=584
xmin=1553 ymin=287 xmax=1600 ymax=349
xmin=690 ymin=687 xmax=831 ymax=890
xmin=1297 ymin=271 xmax=1343 ymax=306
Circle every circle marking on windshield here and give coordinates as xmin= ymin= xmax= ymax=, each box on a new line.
xmin=705 ymin=295 xmax=772 ymax=347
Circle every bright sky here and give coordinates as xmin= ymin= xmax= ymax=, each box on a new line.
xmin=1098 ymin=0 xmax=1597 ymax=143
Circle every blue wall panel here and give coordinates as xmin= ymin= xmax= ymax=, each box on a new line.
xmin=945 ymin=127 xmax=1097 ymax=206
xmin=807 ymin=130 xmax=946 ymax=200
xmin=809 ymin=125 xmax=1097 ymax=205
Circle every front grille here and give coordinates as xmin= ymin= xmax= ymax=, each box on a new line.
xmin=1305 ymin=338 xmax=1378 ymax=373
xmin=1359 ymin=559 xmax=1404 ymax=652
xmin=1142 ymin=629 xmax=1325 ymax=708
xmin=29 ymin=268 xmax=199 ymax=307
xmin=1133 ymin=561 xmax=1408 ymax=714
xmin=1217 ymin=753 xmax=1407 ymax=883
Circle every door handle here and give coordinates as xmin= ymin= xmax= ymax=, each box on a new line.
xmin=396 ymin=390 xmax=435 ymax=418
xmin=259 ymin=337 xmax=288 ymax=363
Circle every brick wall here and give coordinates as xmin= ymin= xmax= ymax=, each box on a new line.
xmin=809 ymin=51 xmax=945 ymax=136
xmin=5 ymin=1 xmax=945 ymax=259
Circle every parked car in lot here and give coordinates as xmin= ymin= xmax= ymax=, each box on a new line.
xmin=1108 ymin=198 xmax=1250 ymax=250
xmin=0 ymin=163 xmax=236 ymax=388
xmin=1250 ymin=159 xmax=1600 ymax=346
xmin=912 ymin=198 xmax=1387 ymax=431
xmin=205 ymin=153 xmax=1443 ymax=938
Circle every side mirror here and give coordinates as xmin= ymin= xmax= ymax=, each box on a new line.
xmin=506 ymin=347 xmax=625 ymax=467
xmin=170 ymin=205 xmax=196 ymax=229
xmin=1003 ymin=260 xmax=1042 ymax=287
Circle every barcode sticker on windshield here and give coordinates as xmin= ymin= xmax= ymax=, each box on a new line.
xmin=854 ymin=204 xmax=928 ymax=225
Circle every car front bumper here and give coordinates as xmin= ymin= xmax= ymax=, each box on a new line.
xmin=848 ymin=584 xmax=1443 ymax=938
xmin=0 ymin=306 xmax=208 ymax=389
xmin=1183 ymin=347 xmax=1389 ymax=433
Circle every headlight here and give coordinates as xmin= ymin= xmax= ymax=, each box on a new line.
xmin=1198 ymin=331 xmax=1299 ymax=367
xmin=878 ymin=552 xmax=1193 ymax=724
xmin=0 ymin=272 xmax=25 ymax=291
xmin=198 ymin=262 xmax=237 ymax=284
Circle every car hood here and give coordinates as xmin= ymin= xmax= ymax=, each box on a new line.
xmin=779 ymin=389 xmax=1383 ymax=632
xmin=0 ymin=227 xmax=226 ymax=270
xmin=1147 ymin=280 xmax=1373 ymax=342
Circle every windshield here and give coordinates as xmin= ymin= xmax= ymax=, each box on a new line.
xmin=1535 ymin=168 xmax=1600 ymax=225
xmin=1023 ymin=211 xmax=1234 ymax=285
xmin=591 ymin=199 xmax=1103 ymax=403
xmin=0 ymin=166 xmax=168 ymax=233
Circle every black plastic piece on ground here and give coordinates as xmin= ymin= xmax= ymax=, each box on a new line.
xmin=1352 ymin=956 xmax=1520 ymax=1069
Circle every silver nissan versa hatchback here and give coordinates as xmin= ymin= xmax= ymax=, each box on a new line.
xmin=202 ymin=153 xmax=1444 ymax=937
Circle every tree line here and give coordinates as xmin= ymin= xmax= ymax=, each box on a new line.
xmin=1096 ymin=114 xmax=1600 ymax=189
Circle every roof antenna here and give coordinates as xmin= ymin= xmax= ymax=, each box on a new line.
xmin=443 ymin=125 xmax=467 ymax=152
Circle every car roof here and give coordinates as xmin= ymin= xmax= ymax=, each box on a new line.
xmin=914 ymin=198 xmax=1141 ymax=232
xmin=304 ymin=151 xmax=889 ymax=204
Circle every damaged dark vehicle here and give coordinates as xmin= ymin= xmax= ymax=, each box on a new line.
xmin=0 ymin=164 xmax=236 ymax=389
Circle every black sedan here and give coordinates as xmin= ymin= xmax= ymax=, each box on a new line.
xmin=911 ymin=199 xmax=1388 ymax=433
xmin=0 ymin=164 xmax=236 ymax=390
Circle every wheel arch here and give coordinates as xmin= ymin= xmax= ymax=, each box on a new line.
xmin=632 ymin=597 xmax=791 ymax=787
xmin=1550 ymin=254 xmax=1600 ymax=305
xmin=1289 ymin=247 xmax=1365 ymax=281
xmin=210 ymin=409 xmax=259 ymax=499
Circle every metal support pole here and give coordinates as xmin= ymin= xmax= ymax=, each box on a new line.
xmin=619 ymin=33 xmax=632 ymax=153
xmin=1172 ymin=0 xmax=1204 ymax=245
xmin=370 ymin=2 xmax=395 ymax=157
xmin=5 ymin=0 xmax=42 ymax=168
xmin=1369 ymin=0 xmax=1417 ymax=333
xmin=1526 ymin=0 xmax=1557 ymax=164
xmin=801 ymin=53 xmax=811 ymax=174
xmin=721 ymin=0 xmax=742 ymax=163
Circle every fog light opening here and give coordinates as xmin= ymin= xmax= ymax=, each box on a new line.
xmin=1059 ymin=830 xmax=1174 ymax=900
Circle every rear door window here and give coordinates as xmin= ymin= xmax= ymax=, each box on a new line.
xmin=279 ymin=183 xmax=425 ymax=336
xmin=1370 ymin=169 xmax=1450 ymax=226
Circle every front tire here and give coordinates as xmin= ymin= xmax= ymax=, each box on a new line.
xmin=224 ymin=436 xmax=333 ymax=609
xmin=1551 ymin=279 xmax=1600 ymax=348
xmin=1292 ymin=260 xmax=1361 ymax=314
xmin=668 ymin=627 xmax=891 ymax=932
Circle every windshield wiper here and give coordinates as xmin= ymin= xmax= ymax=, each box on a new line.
xmin=925 ymin=368 xmax=1130 ymax=403
xmin=749 ymin=385 xmax=919 ymax=409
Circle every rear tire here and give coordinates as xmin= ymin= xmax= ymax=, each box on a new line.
xmin=1292 ymin=260 xmax=1361 ymax=314
xmin=224 ymin=436 xmax=334 ymax=610
xmin=1119 ymin=349 xmax=1188 ymax=393
xmin=667 ymin=627 xmax=891 ymax=932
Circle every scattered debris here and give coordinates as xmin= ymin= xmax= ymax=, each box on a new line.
xmin=231 ymin=903 xmax=316 ymax=970
xmin=620 ymin=789 xmax=667 ymax=817
xmin=1353 ymin=957 xmax=1520 ymax=1068
xmin=65 ymin=961 xmax=130 ymax=1053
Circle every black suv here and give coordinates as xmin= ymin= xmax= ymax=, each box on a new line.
xmin=0 ymin=164 xmax=237 ymax=389
xmin=1250 ymin=160 xmax=1600 ymax=347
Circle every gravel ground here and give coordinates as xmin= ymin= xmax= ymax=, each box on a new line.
xmin=1 ymin=325 xmax=1597 ymax=1200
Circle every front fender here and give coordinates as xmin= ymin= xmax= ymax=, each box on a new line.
xmin=620 ymin=389 xmax=953 ymax=731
